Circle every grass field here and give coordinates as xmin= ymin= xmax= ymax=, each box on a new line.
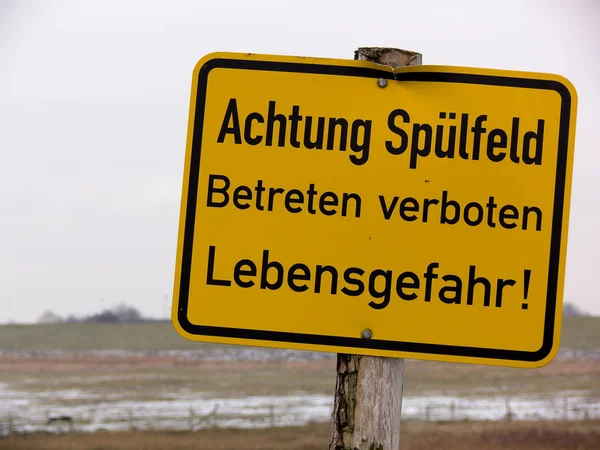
xmin=0 ymin=316 xmax=598 ymax=351
xmin=2 ymin=420 xmax=599 ymax=450
xmin=0 ymin=317 xmax=598 ymax=440
xmin=1 ymin=316 xmax=598 ymax=399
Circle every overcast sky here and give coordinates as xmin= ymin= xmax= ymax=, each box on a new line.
xmin=0 ymin=0 xmax=598 ymax=323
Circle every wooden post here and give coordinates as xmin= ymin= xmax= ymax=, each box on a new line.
xmin=188 ymin=407 xmax=195 ymax=431
xmin=269 ymin=404 xmax=275 ymax=427
xmin=211 ymin=404 xmax=218 ymax=429
xmin=504 ymin=398 xmax=513 ymax=421
xmin=329 ymin=47 xmax=422 ymax=450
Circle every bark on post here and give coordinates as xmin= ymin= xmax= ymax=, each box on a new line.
xmin=354 ymin=47 xmax=422 ymax=68
xmin=329 ymin=47 xmax=422 ymax=450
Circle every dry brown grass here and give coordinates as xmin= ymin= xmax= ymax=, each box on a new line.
xmin=2 ymin=355 xmax=597 ymax=401
xmin=0 ymin=426 xmax=327 ymax=450
xmin=2 ymin=420 xmax=599 ymax=450
xmin=403 ymin=358 xmax=600 ymax=395
xmin=400 ymin=420 xmax=600 ymax=450
xmin=0 ymin=358 xmax=335 ymax=400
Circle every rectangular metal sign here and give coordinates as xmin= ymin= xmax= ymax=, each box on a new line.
xmin=172 ymin=52 xmax=577 ymax=367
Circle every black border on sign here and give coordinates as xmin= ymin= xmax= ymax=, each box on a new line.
xmin=177 ymin=57 xmax=572 ymax=363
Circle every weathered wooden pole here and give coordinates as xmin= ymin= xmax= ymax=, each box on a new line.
xmin=329 ymin=47 xmax=422 ymax=450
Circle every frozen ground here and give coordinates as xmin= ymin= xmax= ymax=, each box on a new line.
xmin=0 ymin=345 xmax=598 ymax=434
xmin=1 ymin=382 xmax=598 ymax=434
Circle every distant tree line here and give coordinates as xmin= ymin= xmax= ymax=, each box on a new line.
xmin=37 ymin=303 xmax=165 ymax=324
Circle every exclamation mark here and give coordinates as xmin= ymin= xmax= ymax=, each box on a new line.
xmin=522 ymin=269 xmax=532 ymax=310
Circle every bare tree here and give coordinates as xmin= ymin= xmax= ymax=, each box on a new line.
xmin=84 ymin=303 xmax=144 ymax=323
xmin=37 ymin=310 xmax=64 ymax=324
xmin=563 ymin=303 xmax=588 ymax=317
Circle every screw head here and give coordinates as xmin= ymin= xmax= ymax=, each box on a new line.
xmin=361 ymin=328 xmax=373 ymax=339
xmin=377 ymin=78 xmax=388 ymax=88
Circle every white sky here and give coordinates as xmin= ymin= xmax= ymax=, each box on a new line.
xmin=0 ymin=0 xmax=598 ymax=322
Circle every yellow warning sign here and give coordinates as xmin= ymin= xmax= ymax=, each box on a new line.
xmin=172 ymin=52 xmax=577 ymax=367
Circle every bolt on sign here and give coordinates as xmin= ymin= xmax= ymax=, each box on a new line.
xmin=172 ymin=52 xmax=577 ymax=368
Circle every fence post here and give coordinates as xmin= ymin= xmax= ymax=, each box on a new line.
xmin=504 ymin=398 xmax=513 ymax=421
xmin=188 ymin=408 xmax=195 ymax=431
xmin=211 ymin=405 xmax=218 ymax=429
xmin=269 ymin=404 xmax=275 ymax=427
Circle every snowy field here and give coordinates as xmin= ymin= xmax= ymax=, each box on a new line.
xmin=0 ymin=345 xmax=598 ymax=434
xmin=0 ymin=315 xmax=598 ymax=437
xmin=1 ymin=382 xmax=599 ymax=434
